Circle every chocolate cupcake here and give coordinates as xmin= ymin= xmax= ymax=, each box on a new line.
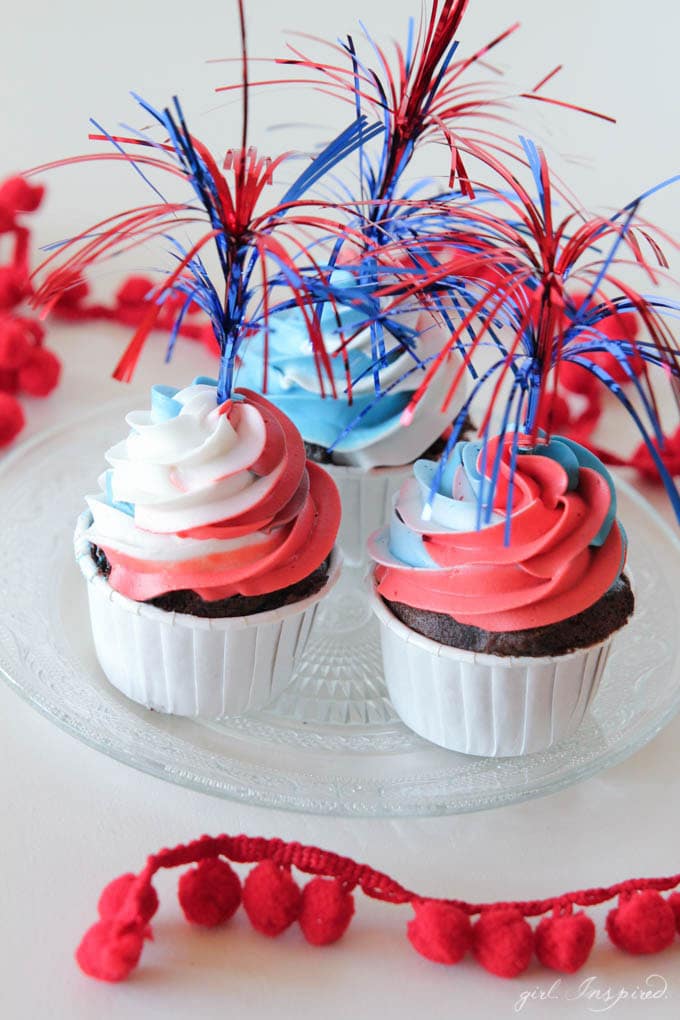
xmin=75 ymin=380 xmax=341 ymax=717
xmin=368 ymin=434 xmax=634 ymax=756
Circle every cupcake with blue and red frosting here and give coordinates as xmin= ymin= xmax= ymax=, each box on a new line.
xmin=368 ymin=434 xmax=634 ymax=756
xmin=237 ymin=272 xmax=464 ymax=470
xmin=75 ymin=379 xmax=342 ymax=717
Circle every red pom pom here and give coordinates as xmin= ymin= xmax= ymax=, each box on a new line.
xmin=0 ymin=267 xmax=28 ymax=310
xmin=0 ymin=318 xmax=31 ymax=370
xmin=535 ymin=911 xmax=595 ymax=973
xmin=116 ymin=276 xmax=153 ymax=307
xmin=51 ymin=272 xmax=89 ymax=311
xmin=561 ymin=292 xmax=642 ymax=387
xmin=14 ymin=316 xmax=45 ymax=346
xmin=0 ymin=369 xmax=19 ymax=394
xmin=75 ymin=919 xmax=145 ymax=983
xmin=588 ymin=349 xmax=644 ymax=383
xmin=0 ymin=175 xmax=44 ymax=213
xmin=0 ymin=392 xmax=25 ymax=446
xmin=299 ymin=877 xmax=355 ymax=946
xmin=630 ymin=427 xmax=680 ymax=484
xmin=178 ymin=858 xmax=242 ymax=927
xmin=536 ymin=393 xmax=572 ymax=434
xmin=98 ymin=873 xmax=159 ymax=925
xmin=559 ymin=361 xmax=600 ymax=398
xmin=18 ymin=347 xmax=61 ymax=397
xmin=667 ymin=892 xmax=680 ymax=934
xmin=200 ymin=324 xmax=221 ymax=358
xmin=472 ymin=909 xmax=534 ymax=978
xmin=606 ymin=891 xmax=676 ymax=954
xmin=242 ymin=860 xmax=301 ymax=937
xmin=407 ymin=900 xmax=472 ymax=964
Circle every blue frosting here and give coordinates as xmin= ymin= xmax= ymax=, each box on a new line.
xmin=150 ymin=384 xmax=182 ymax=422
xmin=551 ymin=436 xmax=617 ymax=546
xmin=102 ymin=469 xmax=134 ymax=518
xmin=388 ymin=435 xmax=622 ymax=569
xmin=235 ymin=271 xmax=413 ymax=453
xmin=149 ymin=377 xmax=220 ymax=423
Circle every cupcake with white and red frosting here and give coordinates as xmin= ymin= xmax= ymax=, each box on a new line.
xmin=368 ymin=434 xmax=634 ymax=756
xmin=75 ymin=379 xmax=341 ymax=716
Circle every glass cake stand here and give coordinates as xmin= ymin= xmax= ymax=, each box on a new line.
xmin=1 ymin=398 xmax=679 ymax=817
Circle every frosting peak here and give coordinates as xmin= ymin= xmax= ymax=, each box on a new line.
xmin=368 ymin=435 xmax=626 ymax=632
xmin=236 ymin=270 xmax=465 ymax=468
xmin=86 ymin=381 xmax=340 ymax=602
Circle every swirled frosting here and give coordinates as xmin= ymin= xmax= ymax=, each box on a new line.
xmin=368 ymin=434 xmax=627 ymax=632
xmin=236 ymin=270 xmax=464 ymax=469
xmin=85 ymin=380 xmax=341 ymax=602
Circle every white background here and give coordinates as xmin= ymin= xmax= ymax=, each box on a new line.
xmin=2 ymin=2 xmax=680 ymax=1018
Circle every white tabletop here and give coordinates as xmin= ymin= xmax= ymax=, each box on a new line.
xmin=2 ymin=2 xmax=680 ymax=1017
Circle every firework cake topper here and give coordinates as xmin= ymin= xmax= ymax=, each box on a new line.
xmin=25 ymin=0 xmax=680 ymax=524
xmin=29 ymin=0 xmax=569 ymax=475
xmin=223 ymin=0 xmax=512 ymax=208
xmin=29 ymin=0 xmax=400 ymax=407
xmin=362 ymin=134 xmax=680 ymax=523
xmin=214 ymin=0 xmax=622 ymax=470
xmin=230 ymin=0 xmax=612 ymax=214
xmin=210 ymin=0 xmax=524 ymax=428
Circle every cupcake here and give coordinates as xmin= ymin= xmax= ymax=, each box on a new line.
xmin=238 ymin=270 xmax=467 ymax=566
xmin=75 ymin=379 xmax=342 ymax=716
xmin=368 ymin=434 xmax=634 ymax=756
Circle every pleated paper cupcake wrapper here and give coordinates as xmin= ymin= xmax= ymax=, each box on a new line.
xmin=74 ymin=511 xmax=342 ymax=718
xmin=371 ymin=588 xmax=622 ymax=757
xmin=324 ymin=462 xmax=411 ymax=568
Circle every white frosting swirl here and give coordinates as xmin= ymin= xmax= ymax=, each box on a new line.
xmin=84 ymin=381 xmax=342 ymax=603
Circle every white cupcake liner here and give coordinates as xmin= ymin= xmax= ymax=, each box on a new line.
xmin=323 ymin=463 xmax=411 ymax=568
xmin=370 ymin=585 xmax=627 ymax=757
xmin=74 ymin=511 xmax=341 ymax=717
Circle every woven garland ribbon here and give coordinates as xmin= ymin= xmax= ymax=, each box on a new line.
xmin=76 ymin=832 xmax=680 ymax=982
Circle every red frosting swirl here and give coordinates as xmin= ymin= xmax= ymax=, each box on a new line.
xmin=370 ymin=434 xmax=626 ymax=632
xmin=91 ymin=388 xmax=340 ymax=603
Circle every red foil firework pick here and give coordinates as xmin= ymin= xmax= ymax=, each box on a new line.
xmin=28 ymin=0 xmax=385 ymax=410
xmin=385 ymin=136 xmax=680 ymax=520
xmin=222 ymin=0 xmax=611 ymax=199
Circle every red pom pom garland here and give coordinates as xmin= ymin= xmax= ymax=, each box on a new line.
xmin=407 ymin=900 xmax=472 ymax=964
xmin=0 ymin=172 xmax=61 ymax=445
xmin=668 ymin=892 xmax=680 ymax=934
xmin=0 ymin=369 xmax=19 ymax=395
xmin=116 ymin=275 xmax=154 ymax=308
xmin=0 ymin=393 xmax=25 ymax=446
xmin=73 ymin=832 xmax=680 ymax=984
xmin=98 ymin=873 xmax=159 ymax=925
xmin=299 ymin=877 xmax=355 ymax=946
xmin=178 ymin=858 xmax=241 ymax=927
xmin=242 ymin=860 xmax=302 ymax=936
xmin=17 ymin=347 xmax=61 ymax=397
xmin=472 ymin=908 xmax=534 ymax=978
xmin=535 ymin=907 xmax=596 ymax=974
xmin=0 ymin=175 xmax=45 ymax=213
xmin=76 ymin=919 xmax=147 ymax=984
xmin=606 ymin=891 xmax=677 ymax=955
xmin=0 ymin=266 xmax=28 ymax=310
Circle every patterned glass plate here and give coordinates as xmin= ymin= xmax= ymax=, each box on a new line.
xmin=1 ymin=399 xmax=679 ymax=817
